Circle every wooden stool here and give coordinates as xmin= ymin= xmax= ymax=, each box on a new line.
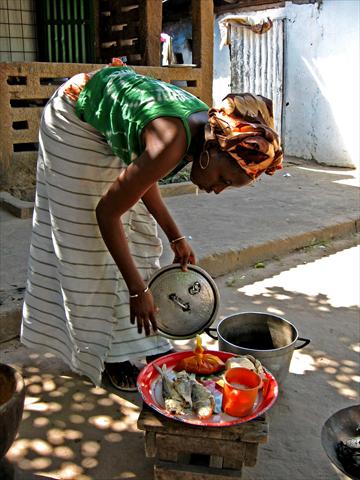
xmin=137 ymin=404 xmax=269 ymax=479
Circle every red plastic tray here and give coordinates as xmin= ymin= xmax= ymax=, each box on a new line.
xmin=137 ymin=350 xmax=278 ymax=427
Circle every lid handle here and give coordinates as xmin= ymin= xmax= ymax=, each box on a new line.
xmin=188 ymin=281 xmax=201 ymax=295
xmin=169 ymin=293 xmax=191 ymax=312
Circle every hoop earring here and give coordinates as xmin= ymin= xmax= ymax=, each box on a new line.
xmin=199 ymin=150 xmax=210 ymax=170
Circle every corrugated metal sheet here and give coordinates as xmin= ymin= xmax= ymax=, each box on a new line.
xmin=230 ymin=18 xmax=284 ymax=135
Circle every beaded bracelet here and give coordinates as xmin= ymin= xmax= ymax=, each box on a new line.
xmin=129 ymin=286 xmax=149 ymax=299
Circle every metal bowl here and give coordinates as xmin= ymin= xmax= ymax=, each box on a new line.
xmin=321 ymin=405 xmax=360 ymax=479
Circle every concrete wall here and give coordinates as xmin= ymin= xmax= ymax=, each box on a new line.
xmin=214 ymin=0 xmax=359 ymax=169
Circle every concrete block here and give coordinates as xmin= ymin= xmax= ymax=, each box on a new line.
xmin=0 ymin=305 xmax=21 ymax=343
xmin=0 ymin=191 xmax=33 ymax=218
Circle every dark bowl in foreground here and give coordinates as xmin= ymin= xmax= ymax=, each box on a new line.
xmin=0 ymin=364 xmax=26 ymax=460
xmin=321 ymin=405 xmax=360 ymax=480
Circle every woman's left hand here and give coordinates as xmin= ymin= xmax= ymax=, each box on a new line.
xmin=171 ymin=238 xmax=196 ymax=271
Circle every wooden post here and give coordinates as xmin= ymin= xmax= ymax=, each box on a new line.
xmin=192 ymin=0 xmax=214 ymax=107
xmin=139 ymin=0 xmax=163 ymax=66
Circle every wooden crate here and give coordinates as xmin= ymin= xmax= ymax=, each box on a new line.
xmin=137 ymin=405 xmax=269 ymax=480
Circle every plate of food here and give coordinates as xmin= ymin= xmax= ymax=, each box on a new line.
xmin=137 ymin=339 xmax=278 ymax=427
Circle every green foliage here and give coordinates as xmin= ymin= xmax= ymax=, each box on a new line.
xmin=159 ymin=166 xmax=191 ymax=185
xmin=254 ymin=262 xmax=266 ymax=269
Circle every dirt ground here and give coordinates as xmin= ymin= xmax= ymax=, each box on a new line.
xmin=1 ymin=235 xmax=359 ymax=480
xmin=0 ymin=154 xmax=37 ymax=202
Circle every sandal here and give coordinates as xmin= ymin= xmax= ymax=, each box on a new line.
xmin=105 ymin=361 xmax=140 ymax=392
xmin=146 ymin=349 xmax=176 ymax=364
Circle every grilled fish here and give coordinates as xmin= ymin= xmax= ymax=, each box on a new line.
xmin=191 ymin=377 xmax=215 ymax=419
xmin=155 ymin=364 xmax=189 ymax=415
xmin=155 ymin=365 xmax=215 ymax=419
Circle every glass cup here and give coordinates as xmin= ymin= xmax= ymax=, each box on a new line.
xmin=222 ymin=367 xmax=263 ymax=417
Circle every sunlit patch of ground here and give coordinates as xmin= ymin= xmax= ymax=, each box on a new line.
xmin=1 ymin=236 xmax=359 ymax=479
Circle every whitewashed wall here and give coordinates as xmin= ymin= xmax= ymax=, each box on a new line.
xmin=214 ymin=0 xmax=360 ymax=168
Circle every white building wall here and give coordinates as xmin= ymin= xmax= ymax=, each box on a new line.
xmin=213 ymin=18 xmax=231 ymax=107
xmin=214 ymin=0 xmax=359 ymax=168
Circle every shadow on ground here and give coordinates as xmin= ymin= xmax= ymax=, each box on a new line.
xmin=1 ymin=240 xmax=359 ymax=480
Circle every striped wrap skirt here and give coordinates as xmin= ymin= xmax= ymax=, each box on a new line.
xmin=21 ymin=86 xmax=171 ymax=385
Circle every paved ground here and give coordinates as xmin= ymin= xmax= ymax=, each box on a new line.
xmin=1 ymin=235 xmax=359 ymax=480
xmin=0 ymin=159 xmax=359 ymax=479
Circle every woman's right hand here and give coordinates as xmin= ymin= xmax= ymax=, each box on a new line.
xmin=130 ymin=290 xmax=158 ymax=337
xmin=171 ymin=238 xmax=196 ymax=271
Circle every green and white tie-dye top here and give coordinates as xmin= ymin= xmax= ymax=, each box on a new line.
xmin=75 ymin=66 xmax=209 ymax=166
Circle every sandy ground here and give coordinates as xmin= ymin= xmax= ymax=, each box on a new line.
xmin=1 ymin=235 xmax=359 ymax=480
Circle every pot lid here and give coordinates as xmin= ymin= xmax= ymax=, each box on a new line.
xmin=148 ymin=264 xmax=220 ymax=340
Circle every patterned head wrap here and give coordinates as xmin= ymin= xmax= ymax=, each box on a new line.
xmin=206 ymin=93 xmax=283 ymax=179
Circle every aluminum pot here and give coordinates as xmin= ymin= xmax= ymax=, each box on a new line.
xmin=207 ymin=312 xmax=310 ymax=385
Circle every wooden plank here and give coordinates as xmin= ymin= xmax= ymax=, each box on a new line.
xmin=156 ymin=433 xmax=247 ymax=459
xmin=241 ymin=420 xmax=268 ymax=443
xmin=158 ymin=447 xmax=179 ymax=462
xmin=244 ymin=442 xmax=258 ymax=467
xmin=223 ymin=454 xmax=244 ymax=470
xmin=155 ymin=461 xmax=241 ymax=479
xmin=144 ymin=431 xmax=157 ymax=457
xmin=138 ymin=407 xmax=268 ymax=442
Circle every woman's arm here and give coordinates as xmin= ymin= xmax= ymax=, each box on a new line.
xmin=95 ymin=117 xmax=187 ymax=335
xmin=141 ymin=183 xmax=196 ymax=269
